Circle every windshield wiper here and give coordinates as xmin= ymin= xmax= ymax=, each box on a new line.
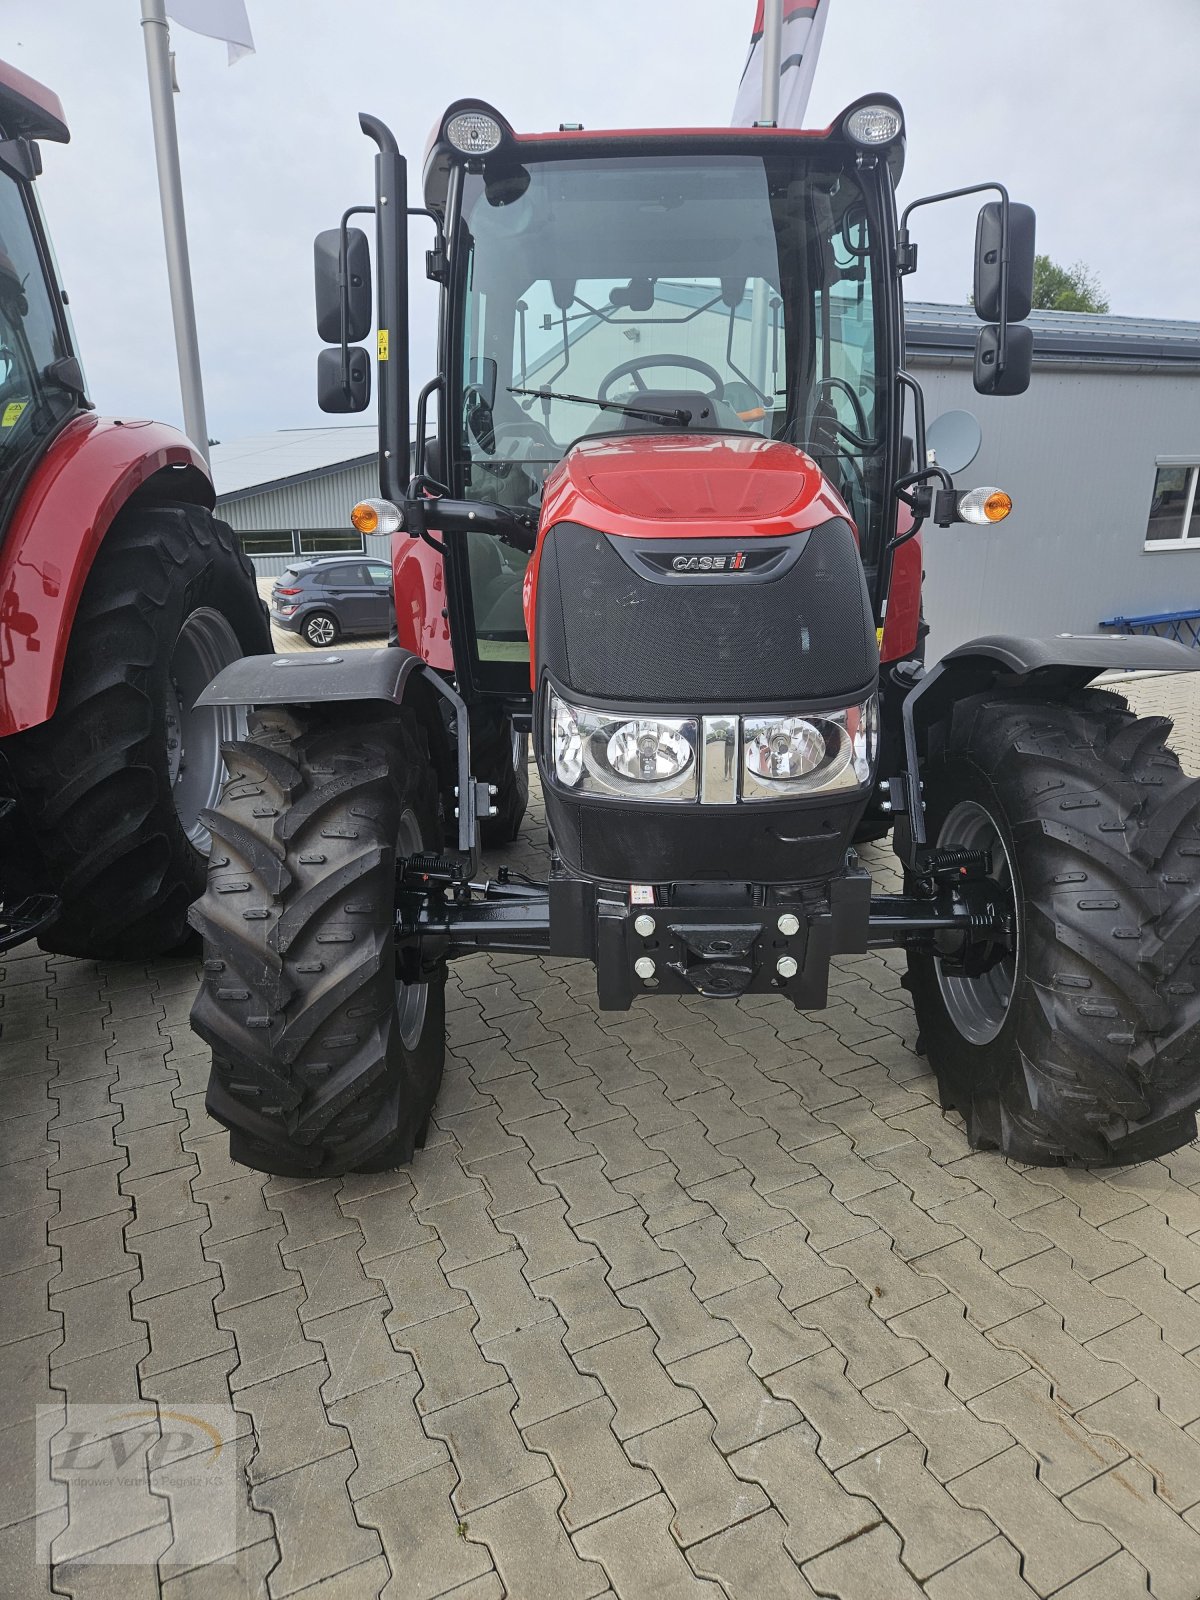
xmin=509 ymin=386 xmax=691 ymax=428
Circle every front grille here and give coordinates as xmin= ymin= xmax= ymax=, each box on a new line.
xmin=535 ymin=517 xmax=876 ymax=705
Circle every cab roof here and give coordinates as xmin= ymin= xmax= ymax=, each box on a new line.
xmin=422 ymin=94 xmax=906 ymax=218
xmin=0 ymin=58 xmax=69 ymax=144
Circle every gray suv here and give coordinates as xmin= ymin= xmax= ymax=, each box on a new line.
xmin=270 ymin=556 xmax=394 ymax=647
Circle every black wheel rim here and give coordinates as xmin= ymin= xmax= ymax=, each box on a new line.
xmin=935 ymin=798 xmax=1020 ymax=1046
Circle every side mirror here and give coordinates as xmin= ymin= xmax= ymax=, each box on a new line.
xmin=974 ymin=323 xmax=1034 ymax=397
xmin=314 ymin=227 xmax=372 ymax=344
xmin=317 ymin=346 xmax=372 ymax=414
xmin=974 ymin=201 xmax=1036 ymax=324
xmin=925 ymin=409 xmax=982 ymax=474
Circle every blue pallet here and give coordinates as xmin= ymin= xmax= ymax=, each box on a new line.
xmin=1099 ymin=610 xmax=1200 ymax=649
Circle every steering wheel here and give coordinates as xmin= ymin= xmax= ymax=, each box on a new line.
xmin=598 ymin=354 xmax=725 ymax=404
xmin=814 ymin=376 xmax=874 ymax=450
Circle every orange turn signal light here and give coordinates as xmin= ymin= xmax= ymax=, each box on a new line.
xmin=351 ymin=502 xmax=380 ymax=535
xmin=983 ymin=490 xmax=1013 ymax=523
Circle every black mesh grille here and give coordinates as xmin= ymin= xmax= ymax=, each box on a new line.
xmin=536 ymin=518 xmax=876 ymax=704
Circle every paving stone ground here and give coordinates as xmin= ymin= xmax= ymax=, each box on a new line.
xmin=4 ymin=671 xmax=1200 ymax=1599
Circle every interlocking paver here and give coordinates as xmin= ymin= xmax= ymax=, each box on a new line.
xmin=625 ymin=1409 xmax=768 ymax=1545
xmin=572 ymin=1493 xmax=726 ymax=1600
xmin=576 ymin=1327 xmax=700 ymax=1439
xmin=737 ymin=1222 xmax=852 ymax=1308
xmin=469 ymin=1148 xmax=550 ymax=1217
xmin=618 ymin=1265 xmax=742 ymax=1365
xmin=1101 ymin=1206 xmax=1200 ymax=1289
xmin=863 ymin=1357 xmax=1012 ymax=1481
xmin=1078 ymin=1380 xmax=1200 ymax=1510
xmin=801 ymin=1523 xmax=927 ymax=1600
xmin=769 ymin=1346 xmax=905 ymax=1469
xmin=949 ymin=1443 xmax=1119 ymax=1595
xmin=47 ymin=1157 xmax=127 ymax=1230
xmin=612 ymin=1163 xmax=712 ymax=1237
xmin=922 ymin=1535 xmax=1038 ymax=1600
xmin=1093 ymin=1258 xmax=1200 ymax=1351
xmin=220 ymin=1288 xmax=322 ymax=1390
xmin=1064 ymin=1460 xmax=1200 ymax=1600
xmin=239 ymin=1362 xmax=350 ymax=1483
xmin=1018 ymin=1200 xmax=1140 ymax=1280
xmin=970 ymin=1370 xmax=1126 ymax=1494
xmin=130 ymin=1218 xmax=220 ymax=1303
xmin=47 ymin=1269 xmax=135 ymax=1367
xmin=424 ymin=1382 xmax=554 ymax=1512
xmin=913 ymin=1239 xmax=1039 ymax=1331
xmin=469 ymin=1477 xmax=609 ymax=1599
xmin=209 ymin=1224 xmax=303 ymax=1314
xmin=730 ymin=1423 xmax=879 ymax=1563
xmin=793 ymin=1284 xmax=925 ymax=1388
xmin=574 ymin=1208 xmax=682 ymax=1290
xmin=523 ymin=1395 xmax=658 ymax=1531
xmin=846 ymin=1180 xmax=964 ymax=1260
xmin=482 ymin=1317 xmax=600 ymax=1428
xmin=255 ymin=1449 xmax=382 ymax=1597
xmin=840 ymin=1432 xmax=996 ymax=1578
xmin=448 ymin=1247 xmax=556 ymax=1343
xmin=689 ymin=1507 xmax=821 ymax=1598
xmin=305 ymin=1300 xmax=414 ymax=1404
xmin=1086 ymin=1316 xmax=1200 ymax=1424
xmin=331 ymin=1371 xmax=449 ymax=1495
xmin=395 ymin=1305 xmax=506 ymax=1416
xmin=1049 ymin=1551 xmax=1154 ymax=1600
xmin=988 ymin=1305 xmax=1130 ymax=1410
xmin=531 ymin=1258 xmax=646 ymax=1353
xmin=889 ymin=1294 xmax=1027 ymax=1401
xmin=669 ymin=1335 xmax=804 ymax=1452
xmin=1000 ymin=1245 xmax=1136 ymax=1341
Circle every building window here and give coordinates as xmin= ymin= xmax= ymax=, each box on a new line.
xmin=1145 ymin=463 xmax=1200 ymax=548
xmin=299 ymin=529 xmax=365 ymax=555
xmin=238 ymin=531 xmax=296 ymax=557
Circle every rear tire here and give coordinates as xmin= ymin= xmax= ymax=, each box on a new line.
xmin=190 ymin=706 xmax=446 ymax=1178
xmin=474 ymin=708 xmax=530 ymax=848
xmin=4 ymin=502 xmax=269 ymax=960
xmin=303 ymin=612 xmax=339 ymax=648
xmin=907 ymin=688 xmax=1200 ymax=1166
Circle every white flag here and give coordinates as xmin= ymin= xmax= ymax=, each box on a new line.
xmin=166 ymin=0 xmax=255 ymax=65
xmin=733 ymin=0 xmax=830 ymax=128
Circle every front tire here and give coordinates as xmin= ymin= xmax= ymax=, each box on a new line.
xmin=5 ymin=502 xmax=270 ymax=960
xmin=907 ymin=689 xmax=1200 ymax=1166
xmin=190 ymin=707 xmax=446 ymax=1178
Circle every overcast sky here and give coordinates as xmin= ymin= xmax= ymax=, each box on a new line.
xmin=6 ymin=0 xmax=1198 ymax=445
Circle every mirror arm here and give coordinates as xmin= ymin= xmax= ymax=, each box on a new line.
xmin=403 ymin=488 xmax=537 ymax=555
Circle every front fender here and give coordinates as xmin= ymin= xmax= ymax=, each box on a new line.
xmin=891 ymin=631 xmax=1200 ymax=870
xmin=0 ymin=415 xmax=212 ymax=735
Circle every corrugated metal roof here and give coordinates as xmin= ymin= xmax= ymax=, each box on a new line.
xmin=906 ymin=302 xmax=1200 ymax=366
xmin=209 ymin=427 xmax=378 ymax=500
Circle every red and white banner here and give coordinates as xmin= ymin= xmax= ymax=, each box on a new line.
xmin=166 ymin=0 xmax=255 ymax=65
xmin=733 ymin=0 xmax=830 ymax=128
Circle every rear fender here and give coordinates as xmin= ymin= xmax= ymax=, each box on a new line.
xmin=0 ymin=415 xmax=212 ymax=736
xmin=196 ymin=647 xmax=485 ymax=861
xmin=893 ymin=632 xmax=1200 ymax=868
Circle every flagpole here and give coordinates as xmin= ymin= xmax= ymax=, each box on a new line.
xmin=759 ymin=0 xmax=783 ymax=123
xmin=139 ymin=0 xmax=210 ymax=464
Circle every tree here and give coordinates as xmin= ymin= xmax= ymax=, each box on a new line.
xmin=1031 ymin=255 xmax=1109 ymax=315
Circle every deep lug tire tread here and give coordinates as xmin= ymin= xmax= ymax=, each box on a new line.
xmin=190 ymin=707 xmax=446 ymax=1178
xmin=4 ymin=503 xmax=269 ymax=960
xmin=908 ymin=687 xmax=1200 ymax=1165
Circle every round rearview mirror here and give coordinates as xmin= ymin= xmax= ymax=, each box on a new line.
xmin=926 ymin=409 xmax=983 ymax=475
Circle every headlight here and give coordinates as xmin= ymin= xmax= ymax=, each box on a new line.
xmin=549 ymin=691 xmax=699 ymax=800
xmin=546 ymin=690 xmax=876 ymax=803
xmin=742 ymin=696 xmax=878 ymax=800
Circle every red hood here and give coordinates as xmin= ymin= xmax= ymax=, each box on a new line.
xmin=538 ymin=433 xmax=851 ymax=542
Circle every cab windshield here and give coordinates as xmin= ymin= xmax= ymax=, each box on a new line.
xmin=0 ymin=171 xmax=76 ymax=524
xmin=455 ymin=149 xmax=886 ymax=665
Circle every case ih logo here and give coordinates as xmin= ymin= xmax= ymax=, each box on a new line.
xmin=670 ymin=552 xmax=749 ymax=573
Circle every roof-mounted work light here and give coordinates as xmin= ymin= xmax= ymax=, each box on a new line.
xmin=445 ymin=111 xmax=504 ymax=156
xmin=844 ymin=104 xmax=903 ymax=147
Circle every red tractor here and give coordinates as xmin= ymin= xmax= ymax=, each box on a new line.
xmin=189 ymin=97 xmax=1200 ymax=1176
xmin=0 ymin=61 xmax=269 ymax=963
